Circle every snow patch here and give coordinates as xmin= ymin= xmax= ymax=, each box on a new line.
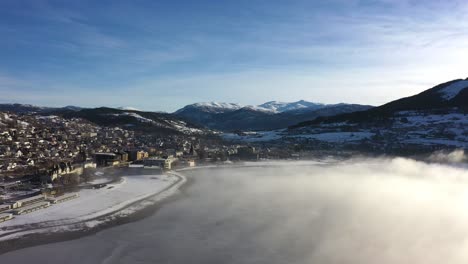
xmin=438 ymin=80 xmax=468 ymax=100
xmin=258 ymin=100 xmax=324 ymax=113
xmin=0 ymin=174 xmax=181 ymax=240
xmin=222 ymin=130 xmax=284 ymax=142
xmin=118 ymin=106 xmax=140 ymax=111
xmin=293 ymin=132 xmax=375 ymax=142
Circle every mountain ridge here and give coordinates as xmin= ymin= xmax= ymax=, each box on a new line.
xmin=175 ymin=101 xmax=373 ymax=131
xmin=175 ymin=100 xmax=339 ymax=114
xmin=291 ymin=78 xmax=468 ymax=128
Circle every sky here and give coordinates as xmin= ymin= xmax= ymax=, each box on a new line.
xmin=0 ymin=0 xmax=468 ymax=112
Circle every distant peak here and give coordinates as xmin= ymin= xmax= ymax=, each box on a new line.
xmin=118 ymin=106 xmax=140 ymax=111
xmin=176 ymin=100 xmax=348 ymax=114
xmin=257 ymin=100 xmax=325 ymax=113
xmin=193 ymin=102 xmax=241 ymax=108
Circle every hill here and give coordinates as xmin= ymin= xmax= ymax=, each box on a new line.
xmin=293 ymin=78 xmax=468 ymax=127
xmin=53 ymin=107 xmax=209 ymax=136
xmin=222 ymin=78 xmax=468 ymax=154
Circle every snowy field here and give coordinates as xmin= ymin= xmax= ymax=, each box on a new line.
xmin=292 ymin=131 xmax=375 ymax=142
xmin=222 ymin=130 xmax=284 ymax=142
xmin=0 ymin=173 xmax=184 ymax=241
xmin=222 ymin=130 xmax=374 ymax=143
xmin=222 ymin=109 xmax=468 ymax=149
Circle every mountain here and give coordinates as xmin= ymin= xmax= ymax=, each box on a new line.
xmin=117 ymin=106 xmax=140 ymax=111
xmin=293 ymin=78 xmax=468 ymax=127
xmin=62 ymin=105 xmax=84 ymax=111
xmin=176 ymin=100 xmax=328 ymax=115
xmin=221 ymin=78 xmax=468 ymax=154
xmin=258 ymin=100 xmax=325 ymax=113
xmin=53 ymin=107 xmax=209 ymax=136
xmin=174 ymin=102 xmax=242 ymax=126
xmin=178 ymin=102 xmax=242 ymax=113
xmin=0 ymin=104 xmax=83 ymax=114
xmin=273 ymin=78 xmax=468 ymax=153
xmin=0 ymin=103 xmax=51 ymax=113
xmin=175 ymin=101 xmax=373 ymax=131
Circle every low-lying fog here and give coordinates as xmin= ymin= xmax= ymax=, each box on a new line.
xmin=2 ymin=155 xmax=468 ymax=264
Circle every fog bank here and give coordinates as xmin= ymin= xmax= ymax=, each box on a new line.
xmin=2 ymin=157 xmax=468 ymax=264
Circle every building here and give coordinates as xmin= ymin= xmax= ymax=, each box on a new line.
xmin=115 ymin=151 xmax=129 ymax=162
xmin=94 ymin=153 xmax=120 ymax=167
xmin=188 ymin=160 xmax=196 ymax=167
xmin=165 ymin=149 xmax=176 ymax=157
xmin=144 ymin=157 xmax=178 ymax=170
xmin=13 ymin=202 xmax=50 ymax=215
xmin=49 ymin=193 xmax=79 ymax=204
xmin=236 ymin=146 xmax=259 ymax=160
xmin=127 ymin=150 xmax=149 ymax=161
xmin=0 ymin=204 xmax=11 ymax=213
xmin=138 ymin=151 xmax=149 ymax=160
xmin=47 ymin=162 xmax=81 ymax=182
xmin=84 ymin=161 xmax=97 ymax=168
xmin=12 ymin=194 xmax=46 ymax=209
xmin=0 ymin=213 xmax=13 ymax=223
xmin=143 ymin=158 xmax=165 ymax=169
xmin=180 ymin=159 xmax=196 ymax=167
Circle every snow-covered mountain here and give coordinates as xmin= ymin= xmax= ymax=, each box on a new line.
xmin=223 ymin=107 xmax=468 ymax=152
xmin=437 ymin=79 xmax=468 ymax=101
xmin=193 ymin=102 xmax=242 ymax=111
xmin=276 ymin=78 xmax=468 ymax=153
xmin=175 ymin=101 xmax=373 ymax=131
xmin=291 ymin=78 xmax=468 ymax=127
xmin=60 ymin=107 xmax=208 ymax=135
xmin=117 ymin=106 xmax=140 ymax=111
xmin=176 ymin=100 xmax=330 ymax=115
xmin=257 ymin=100 xmax=325 ymax=113
xmin=0 ymin=104 xmax=83 ymax=114
xmin=175 ymin=102 xmax=242 ymax=115
xmin=219 ymin=78 xmax=468 ymax=154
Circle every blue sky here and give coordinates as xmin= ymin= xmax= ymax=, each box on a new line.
xmin=1 ymin=0 xmax=468 ymax=112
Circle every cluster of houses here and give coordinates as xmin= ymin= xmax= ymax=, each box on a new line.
xmin=0 ymin=111 xmax=303 ymax=227
xmin=0 ymin=112 xmax=204 ymax=179
xmin=0 ymin=110 xmax=290 ymax=189
xmin=95 ymin=148 xmax=189 ymax=170
xmin=0 ymin=113 xmax=107 ymax=177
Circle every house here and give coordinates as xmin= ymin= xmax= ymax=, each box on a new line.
xmin=115 ymin=150 xmax=129 ymax=162
xmin=94 ymin=153 xmax=120 ymax=167
xmin=0 ymin=181 xmax=20 ymax=191
xmin=236 ymin=146 xmax=259 ymax=160
xmin=127 ymin=150 xmax=149 ymax=161
xmin=144 ymin=157 xmax=178 ymax=170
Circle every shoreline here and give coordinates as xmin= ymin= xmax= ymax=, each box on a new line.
xmin=0 ymin=171 xmax=192 ymax=255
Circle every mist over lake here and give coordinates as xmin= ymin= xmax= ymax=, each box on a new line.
xmin=2 ymin=159 xmax=468 ymax=264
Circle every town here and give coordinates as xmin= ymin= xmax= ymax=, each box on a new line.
xmin=0 ymin=110 xmax=300 ymax=224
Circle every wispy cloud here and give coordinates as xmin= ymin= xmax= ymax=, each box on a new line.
xmin=0 ymin=0 xmax=467 ymax=110
xmin=1 ymin=0 xmax=125 ymax=57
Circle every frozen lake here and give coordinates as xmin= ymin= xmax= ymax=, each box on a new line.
xmin=2 ymin=159 xmax=468 ymax=264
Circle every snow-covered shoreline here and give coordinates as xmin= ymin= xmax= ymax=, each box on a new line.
xmin=0 ymin=161 xmax=339 ymax=252
xmin=0 ymin=172 xmax=187 ymax=243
